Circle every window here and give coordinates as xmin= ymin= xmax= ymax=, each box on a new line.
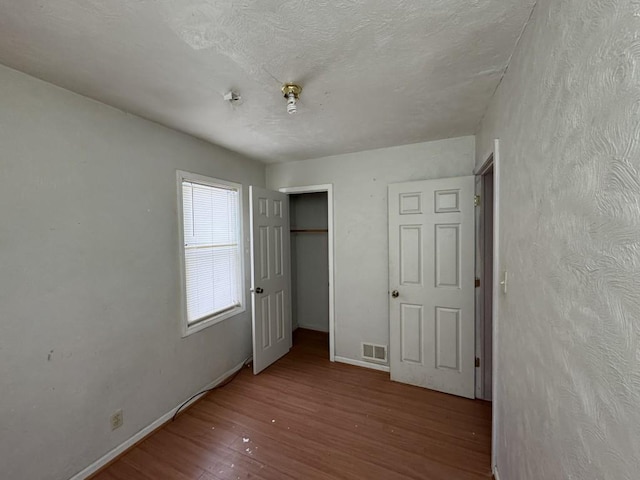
xmin=178 ymin=171 xmax=244 ymax=336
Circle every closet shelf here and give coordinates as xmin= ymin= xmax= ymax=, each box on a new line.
xmin=290 ymin=228 xmax=328 ymax=233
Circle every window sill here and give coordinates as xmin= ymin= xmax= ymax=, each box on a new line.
xmin=182 ymin=305 xmax=245 ymax=337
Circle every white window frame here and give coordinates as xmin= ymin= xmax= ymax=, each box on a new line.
xmin=177 ymin=170 xmax=245 ymax=337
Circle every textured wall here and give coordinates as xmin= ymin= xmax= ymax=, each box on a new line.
xmin=0 ymin=64 xmax=264 ymax=480
xmin=267 ymin=137 xmax=475 ymax=364
xmin=476 ymin=0 xmax=640 ymax=478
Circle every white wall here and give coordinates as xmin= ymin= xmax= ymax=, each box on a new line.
xmin=267 ymin=137 xmax=475 ymax=363
xmin=290 ymin=193 xmax=329 ymax=333
xmin=476 ymin=1 xmax=640 ymax=479
xmin=0 ymin=64 xmax=264 ymax=480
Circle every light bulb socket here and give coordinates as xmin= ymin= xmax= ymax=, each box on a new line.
xmin=282 ymin=84 xmax=302 ymax=114
xmin=281 ymin=84 xmax=302 ymax=98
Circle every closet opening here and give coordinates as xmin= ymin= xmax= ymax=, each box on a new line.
xmin=288 ymin=191 xmax=331 ymax=358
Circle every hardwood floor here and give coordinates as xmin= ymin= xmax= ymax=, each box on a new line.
xmin=93 ymin=329 xmax=492 ymax=480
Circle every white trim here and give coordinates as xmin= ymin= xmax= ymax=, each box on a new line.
xmin=474 ymin=174 xmax=483 ymax=399
xmin=494 ymin=466 xmax=501 ymax=480
xmin=279 ymin=184 xmax=336 ymax=362
xmin=491 ymin=139 xmax=501 ymax=474
xmin=296 ymin=325 xmax=330 ymax=333
xmin=475 ymin=152 xmax=496 ymax=176
xmin=68 ymin=358 xmax=249 ymax=480
xmin=335 ymin=356 xmax=390 ymax=372
xmin=176 ymin=170 xmax=246 ymax=337
xmin=475 ymin=153 xmax=496 ymax=401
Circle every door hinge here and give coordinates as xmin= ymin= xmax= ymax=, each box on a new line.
xmin=474 ymin=195 xmax=481 ymax=207
xmin=475 ymin=277 xmax=481 ymax=288
xmin=475 ymin=357 xmax=481 ymax=368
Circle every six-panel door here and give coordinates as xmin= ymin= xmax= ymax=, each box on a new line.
xmin=250 ymin=186 xmax=292 ymax=374
xmin=389 ymin=177 xmax=475 ymax=399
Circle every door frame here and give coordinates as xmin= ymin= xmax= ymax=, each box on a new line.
xmin=278 ymin=184 xmax=335 ymax=362
xmin=474 ymin=161 xmax=495 ymax=400
xmin=475 ymin=139 xmax=501 ymax=475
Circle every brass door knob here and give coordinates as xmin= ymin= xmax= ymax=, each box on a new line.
xmin=391 ymin=290 xmax=399 ymax=298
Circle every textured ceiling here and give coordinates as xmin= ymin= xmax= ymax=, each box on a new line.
xmin=0 ymin=0 xmax=536 ymax=163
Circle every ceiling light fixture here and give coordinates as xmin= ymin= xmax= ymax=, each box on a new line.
xmin=281 ymin=84 xmax=302 ymax=114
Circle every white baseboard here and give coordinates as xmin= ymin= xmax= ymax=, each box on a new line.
xmin=494 ymin=466 xmax=501 ymax=480
xmin=334 ymin=356 xmax=390 ymax=372
xmin=68 ymin=358 xmax=249 ymax=480
xmin=297 ymin=325 xmax=330 ymax=333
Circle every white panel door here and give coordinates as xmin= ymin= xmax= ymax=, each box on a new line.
xmin=389 ymin=177 xmax=475 ymax=399
xmin=250 ymin=186 xmax=292 ymax=374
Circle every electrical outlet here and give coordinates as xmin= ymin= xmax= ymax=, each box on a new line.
xmin=110 ymin=409 xmax=123 ymax=430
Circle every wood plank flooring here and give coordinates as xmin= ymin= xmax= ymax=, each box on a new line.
xmin=93 ymin=329 xmax=492 ymax=480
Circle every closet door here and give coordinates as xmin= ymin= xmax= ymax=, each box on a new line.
xmin=249 ymin=186 xmax=292 ymax=374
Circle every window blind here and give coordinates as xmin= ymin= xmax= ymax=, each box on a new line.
xmin=182 ymin=180 xmax=241 ymax=324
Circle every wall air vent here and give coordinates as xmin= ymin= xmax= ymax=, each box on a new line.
xmin=362 ymin=343 xmax=388 ymax=363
